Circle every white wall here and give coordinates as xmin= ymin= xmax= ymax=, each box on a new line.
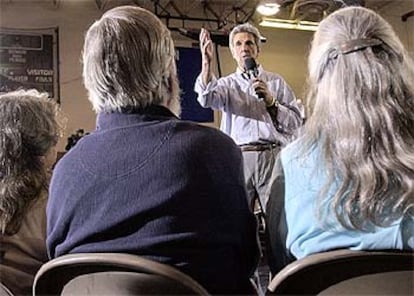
xmin=1 ymin=0 xmax=101 ymax=151
xmin=1 ymin=1 xmax=412 ymax=151
xmin=382 ymin=4 xmax=414 ymax=58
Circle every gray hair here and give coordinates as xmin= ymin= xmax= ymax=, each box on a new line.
xmin=229 ymin=23 xmax=262 ymax=55
xmin=302 ymin=6 xmax=414 ymax=230
xmin=82 ymin=6 xmax=180 ymax=114
xmin=0 ymin=89 xmax=64 ymax=234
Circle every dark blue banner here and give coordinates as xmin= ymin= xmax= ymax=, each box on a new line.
xmin=176 ymin=47 xmax=213 ymax=122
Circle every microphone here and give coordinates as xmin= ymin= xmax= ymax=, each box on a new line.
xmin=244 ymin=57 xmax=259 ymax=78
xmin=244 ymin=57 xmax=264 ymax=99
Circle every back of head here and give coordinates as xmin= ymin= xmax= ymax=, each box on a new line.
xmin=306 ymin=6 xmax=414 ymax=127
xmin=302 ymin=6 xmax=414 ymax=229
xmin=229 ymin=23 xmax=262 ymax=55
xmin=82 ymin=6 xmax=180 ymax=114
xmin=0 ymin=89 xmax=63 ymax=235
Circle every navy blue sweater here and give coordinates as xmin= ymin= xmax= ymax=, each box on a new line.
xmin=47 ymin=106 xmax=259 ymax=294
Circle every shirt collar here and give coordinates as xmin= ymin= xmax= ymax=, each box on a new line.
xmin=237 ymin=64 xmax=263 ymax=80
xmin=236 ymin=64 xmax=263 ymax=73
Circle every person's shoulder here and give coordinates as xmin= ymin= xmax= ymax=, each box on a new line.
xmin=176 ymin=120 xmax=232 ymax=139
xmin=174 ymin=120 xmax=238 ymax=147
xmin=281 ymin=139 xmax=320 ymax=170
xmin=281 ymin=139 xmax=307 ymax=164
xmin=218 ymin=71 xmax=238 ymax=82
xmin=262 ymin=69 xmax=286 ymax=81
xmin=52 ymin=138 xmax=86 ymax=172
xmin=281 ymin=138 xmax=302 ymax=155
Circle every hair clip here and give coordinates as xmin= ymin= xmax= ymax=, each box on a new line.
xmin=339 ymin=38 xmax=382 ymax=55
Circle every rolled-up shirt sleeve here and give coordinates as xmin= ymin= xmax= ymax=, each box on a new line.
xmin=267 ymin=79 xmax=303 ymax=140
xmin=194 ymin=74 xmax=224 ymax=109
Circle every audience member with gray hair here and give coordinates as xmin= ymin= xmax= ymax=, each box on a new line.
xmin=47 ymin=6 xmax=259 ymax=294
xmin=266 ymin=6 xmax=414 ymax=275
xmin=0 ymin=89 xmax=64 ymax=295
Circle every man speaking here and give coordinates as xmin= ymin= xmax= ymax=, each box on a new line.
xmin=194 ymin=23 xmax=303 ymax=214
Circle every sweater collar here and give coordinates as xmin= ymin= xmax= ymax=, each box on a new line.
xmin=96 ymin=105 xmax=178 ymax=130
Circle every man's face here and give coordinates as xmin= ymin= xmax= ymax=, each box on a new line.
xmin=231 ymin=32 xmax=259 ymax=70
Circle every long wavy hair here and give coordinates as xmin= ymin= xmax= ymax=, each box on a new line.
xmin=0 ymin=89 xmax=64 ymax=235
xmin=302 ymin=6 xmax=414 ymax=230
xmin=82 ymin=5 xmax=180 ymax=115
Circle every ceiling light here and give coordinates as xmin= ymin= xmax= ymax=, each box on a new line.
xmin=259 ymin=17 xmax=319 ymax=31
xmin=256 ymin=1 xmax=281 ymax=16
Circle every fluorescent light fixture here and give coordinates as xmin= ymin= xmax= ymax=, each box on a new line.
xmin=259 ymin=17 xmax=319 ymax=31
xmin=256 ymin=2 xmax=280 ymax=16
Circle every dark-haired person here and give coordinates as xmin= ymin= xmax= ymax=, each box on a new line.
xmin=0 ymin=89 xmax=64 ymax=295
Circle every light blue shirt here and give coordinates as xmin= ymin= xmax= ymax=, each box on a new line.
xmin=194 ymin=66 xmax=302 ymax=146
xmin=280 ymin=140 xmax=414 ymax=259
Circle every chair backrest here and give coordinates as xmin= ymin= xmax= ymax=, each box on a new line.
xmin=267 ymin=249 xmax=414 ymax=295
xmin=0 ymin=283 xmax=14 ymax=296
xmin=33 ymin=253 xmax=209 ymax=295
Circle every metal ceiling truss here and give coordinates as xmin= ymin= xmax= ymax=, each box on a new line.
xmin=89 ymin=0 xmax=414 ymax=27
xmin=130 ymin=0 xmax=260 ymax=31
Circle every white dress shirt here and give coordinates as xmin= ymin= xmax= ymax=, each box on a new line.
xmin=194 ymin=65 xmax=302 ymax=146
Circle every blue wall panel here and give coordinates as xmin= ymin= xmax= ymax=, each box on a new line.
xmin=176 ymin=47 xmax=214 ymax=122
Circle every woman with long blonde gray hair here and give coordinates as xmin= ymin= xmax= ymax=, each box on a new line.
xmin=266 ymin=6 xmax=414 ymax=274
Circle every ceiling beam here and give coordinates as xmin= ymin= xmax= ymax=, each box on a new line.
xmin=95 ymin=0 xmax=104 ymax=10
xmin=402 ymin=10 xmax=414 ymax=22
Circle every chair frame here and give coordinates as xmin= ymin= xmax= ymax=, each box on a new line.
xmin=33 ymin=253 xmax=209 ymax=295
xmin=0 ymin=283 xmax=14 ymax=296
xmin=267 ymin=249 xmax=414 ymax=295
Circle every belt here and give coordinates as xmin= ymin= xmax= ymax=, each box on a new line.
xmin=239 ymin=143 xmax=279 ymax=152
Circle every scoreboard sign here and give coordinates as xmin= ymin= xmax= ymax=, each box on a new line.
xmin=0 ymin=28 xmax=59 ymax=102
